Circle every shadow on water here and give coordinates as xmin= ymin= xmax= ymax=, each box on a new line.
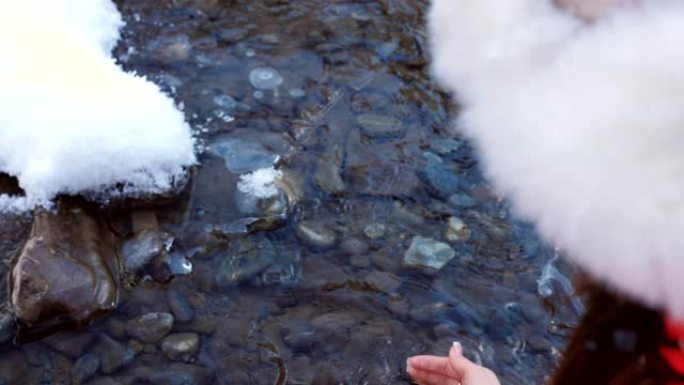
xmin=0 ymin=1 xmax=580 ymax=384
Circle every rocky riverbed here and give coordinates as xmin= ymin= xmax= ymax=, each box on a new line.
xmin=0 ymin=1 xmax=580 ymax=384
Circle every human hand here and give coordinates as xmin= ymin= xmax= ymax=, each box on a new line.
xmin=407 ymin=342 xmax=501 ymax=385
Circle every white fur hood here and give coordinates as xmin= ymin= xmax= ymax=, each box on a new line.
xmin=429 ymin=0 xmax=684 ymax=317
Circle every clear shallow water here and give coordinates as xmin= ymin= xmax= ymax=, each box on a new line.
xmin=0 ymin=1 xmax=580 ymax=384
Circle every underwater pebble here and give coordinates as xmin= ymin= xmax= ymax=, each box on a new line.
xmin=71 ymin=353 xmax=100 ymax=385
xmin=96 ymin=334 xmax=136 ymax=374
xmin=296 ymin=221 xmax=336 ymax=247
xmin=0 ymin=311 xmax=13 ymax=344
xmin=288 ymin=88 xmax=306 ymax=98
xmin=167 ymin=289 xmax=195 ymax=323
xmin=122 ymin=231 xmax=172 ymax=272
xmin=143 ymin=363 xmax=211 ymax=385
xmin=214 ymin=237 xmax=277 ymax=287
xmin=249 ymin=67 xmax=284 ymax=90
xmin=363 ymin=223 xmax=386 ymax=239
xmin=446 ymin=216 xmax=471 ymax=242
xmin=161 ymin=333 xmax=200 ymax=361
xmin=357 ymin=113 xmax=403 ymax=138
xmin=126 ymin=312 xmax=174 ymax=343
xmin=340 ymin=237 xmax=369 ymax=255
xmin=403 ymin=236 xmax=456 ymax=273
xmin=208 ymin=137 xmax=278 ymax=174
xmin=365 ymin=270 xmax=401 ymax=293
xmin=213 ymin=94 xmax=237 ymax=109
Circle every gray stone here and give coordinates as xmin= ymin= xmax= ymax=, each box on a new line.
xmin=314 ymin=154 xmax=345 ymax=195
xmin=363 ymin=223 xmax=386 ymax=239
xmin=349 ymin=254 xmax=371 ymax=268
xmin=357 ymin=114 xmax=403 ymax=138
xmin=208 ymin=137 xmax=278 ymax=174
xmin=71 ymin=353 xmax=99 ymax=385
xmin=430 ymin=138 xmax=462 ymax=156
xmin=249 ymin=67 xmax=284 ymax=90
xmin=96 ymin=334 xmax=136 ymax=374
xmin=296 ymin=221 xmax=336 ymax=247
xmin=126 ymin=312 xmax=174 ymax=343
xmin=44 ymin=331 xmax=94 ymax=359
xmin=446 ymin=217 xmax=471 ymax=242
xmin=140 ymin=363 xmax=211 ymax=385
xmin=215 ymin=28 xmax=248 ymax=43
xmin=161 ymin=333 xmax=200 ymax=361
xmin=167 ymin=289 xmax=194 ymax=323
xmin=448 ymin=193 xmax=477 ymax=208
xmin=282 ymin=321 xmax=317 ymax=352
xmin=421 ymin=162 xmax=462 ymax=197
xmin=339 ymin=237 xmax=369 ymax=255
xmin=213 ymin=94 xmax=237 ymax=109
xmin=214 ymin=237 xmax=277 ymax=287
xmin=364 ymin=271 xmax=401 ymax=293
xmin=403 ymin=236 xmax=456 ymax=272
xmin=0 ymin=311 xmax=13 ymax=345
xmin=122 ymin=230 xmax=172 ymax=272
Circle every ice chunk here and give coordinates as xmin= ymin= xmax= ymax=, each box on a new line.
xmin=237 ymin=167 xmax=282 ymax=199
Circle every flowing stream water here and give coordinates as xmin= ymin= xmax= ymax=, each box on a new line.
xmin=0 ymin=1 xmax=580 ymax=384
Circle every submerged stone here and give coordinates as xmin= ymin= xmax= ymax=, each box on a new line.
xmin=446 ymin=216 xmax=471 ymax=242
xmin=421 ymin=162 xmax=462 ymax=197
xmin=213 ymin=94 xmax=237 ymax=109
xmin=209 ymin=137 xmax=278 ymax=174
xmin=96 ymin=334 xmax=136 ymax=374
xmin=10 ymin=204 xmax=119 ymax=327
xmin=296 ymin=221 xmax=336 ymax=248
xmin=215 ymin=237 xmax=277 ymax=286
xmin=161 ymin=333 xmax=199 ymax=361
xmin=126 ymin=312 xmax=174 ymax=343
xmin=357 ymin=113 xmax=403 ymax=138
xmin=249 ymin=67 xmax=284 ymax=90
xmin=71 ymin=353 xmax=100 ymax=385
xmin=403 ymin=236 xmax=456 ymax=273
xmin=122 ymin=230 xmax=172 ymax=272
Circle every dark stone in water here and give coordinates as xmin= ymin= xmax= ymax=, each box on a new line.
xmin=10 ymin=204 xmax=119 ymax=331
xmin=215 ymin=237 xmax=277 ymax=287
xmin=282 ymin=320 xmax=317 ymax=353
xmin=420 ymin=162 xmax=463 ymax=198
xmin=0 ymin=311 xmax=14 ymax=345
xmin=161 ymin=332 xmax=200 ymax=361
xmin=71 ymin=353 xmax=100 ymax=385
xmin=122 ymin=230 xmax=172 ymax=272
xmin=126 ymin=312 xmax=174 ymax=343
xmin=357 ymin=113 xmax=404 ymax=138
xmin=167 ymin=288 xmax=194 ymax=323
xmin=96 ymin=334 xmax=136 ymax=374
xmin=143 ymin=363 xmax=212 ymax=385
xmin=347 ymin=161 xmax=419 ymax=197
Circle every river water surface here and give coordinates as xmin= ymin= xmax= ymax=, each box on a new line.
xmin=0 ymin=1 xmax=579 ymax=384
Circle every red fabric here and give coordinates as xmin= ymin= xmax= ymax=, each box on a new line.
xmin=663 ymin=318 xmax=684 ymax=381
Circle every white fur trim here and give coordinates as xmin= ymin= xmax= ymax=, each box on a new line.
xmin=429 ymin=0 xmax=684 ymax=316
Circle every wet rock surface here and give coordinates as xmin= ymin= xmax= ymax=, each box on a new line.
xmin=126 ymin=312 xmax=174 ymax=343
xmin=0 ymin=1 xmax=579 ymax=384
xmin=10 ymin=204 xmax=119 ymax=328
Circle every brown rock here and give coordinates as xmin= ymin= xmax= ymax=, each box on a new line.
xmin=10 ymin=203 xmax=119 ymax=327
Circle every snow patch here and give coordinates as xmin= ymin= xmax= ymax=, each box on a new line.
xmin=237 ymin=167 xmax=282 ymax=199
xmin=0 ymin=0 xmax=196 ymax=210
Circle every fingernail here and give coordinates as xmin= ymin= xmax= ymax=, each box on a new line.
xmin=406 ymin=358 xmax=412 ymax=372
xmin=452 ymin=341 xmax=462 ymax=354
